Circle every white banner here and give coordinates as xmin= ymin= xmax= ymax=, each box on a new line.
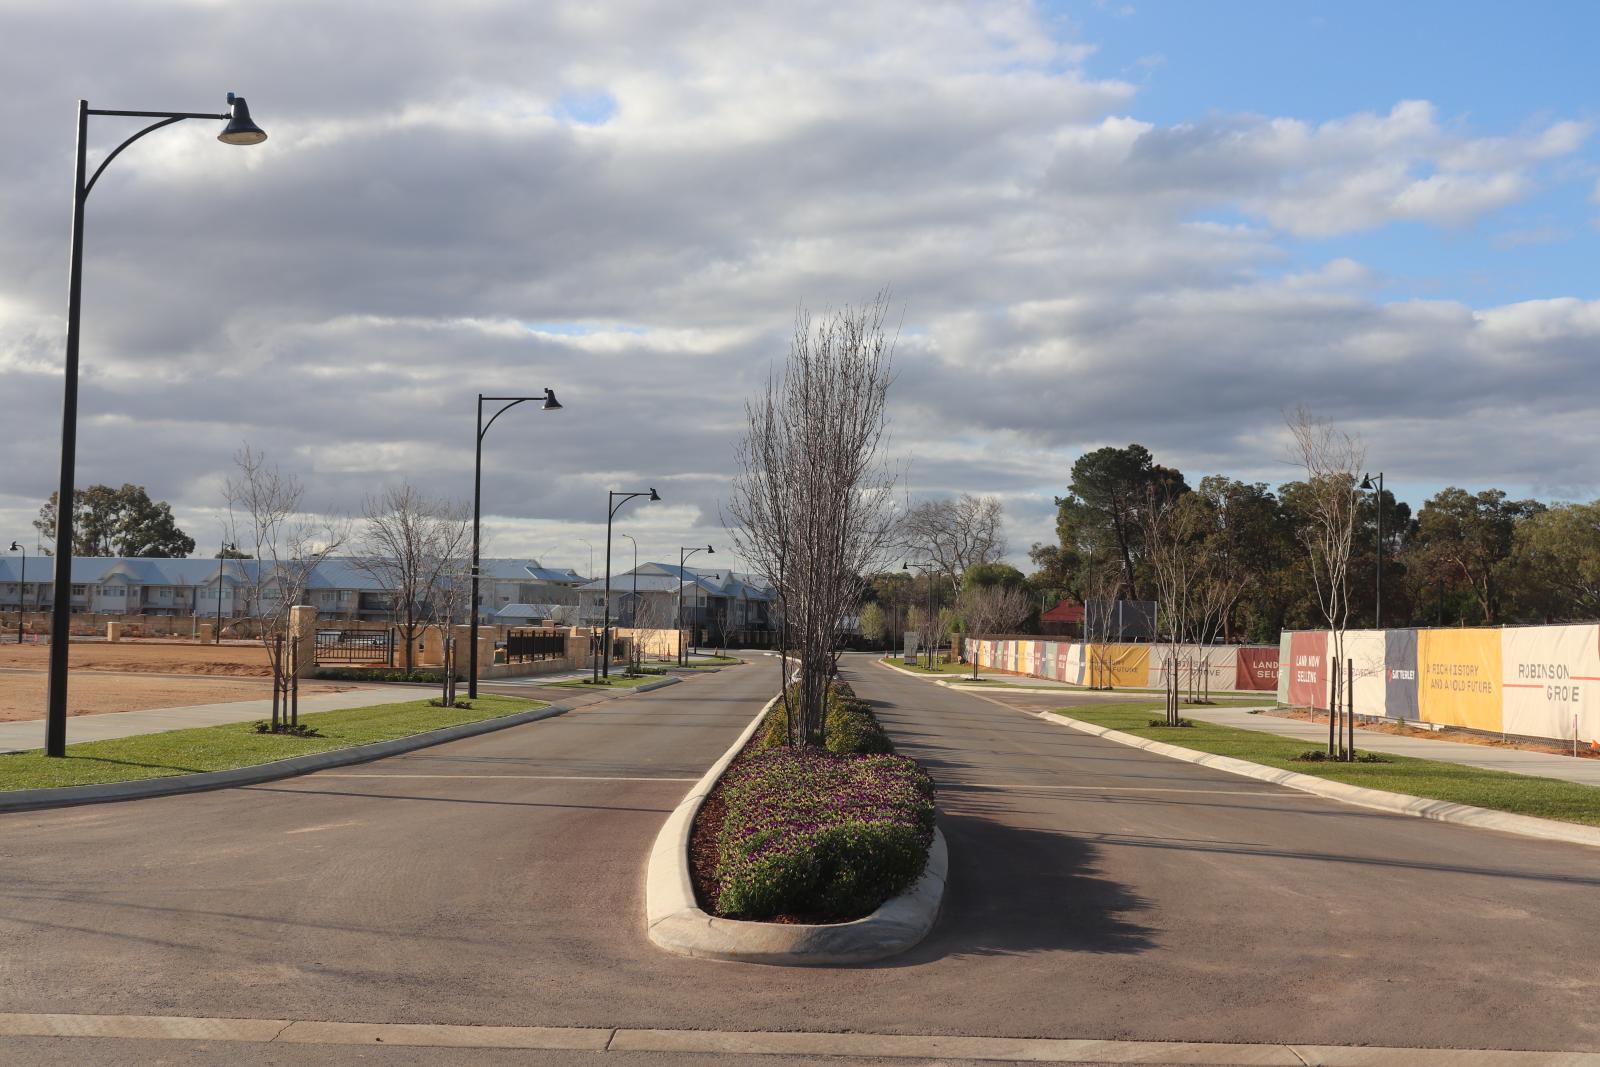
xmin=1501 ymin=624 xmax=1600 ymax=743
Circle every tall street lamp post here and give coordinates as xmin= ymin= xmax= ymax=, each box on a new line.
xmin=471 ymin=390 xmax=562 ymax=698
xmin=45 ymin=93 xmax=268 ymax=758
xmin=903 ymin=561 xmax=938 ymax=666
xmin=215 ymin=542 xmax=237 ymax=644
xmin=7 ymin=542 xmax=23 ymax=645
xmin=677 ymin=545 xmax=713 ymax=666
xmin=601 ymin=489 xmax=659 ymax=678
xmin=1360 ymin=471 xmax=1384 ymax=629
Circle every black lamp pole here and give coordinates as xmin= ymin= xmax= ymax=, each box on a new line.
xmin=903 ymin=561 xmax=937 ymax=665
xmin=44 ymin=94 xmax=267 ymax=758
xmin=471 ymin=390 xmax=562 ymax=699
xmin=601 ymin=489 xmax=659 ymax=678
xmin=7 ymin=542 xmax=22 ymax=646
xmin=677 ymin=545 xmax=713 ymax=666
xmin=1360 ymin=471 xmax=1384 ymax=628
xmin=215 ymin=542 xmax=237 ymax=644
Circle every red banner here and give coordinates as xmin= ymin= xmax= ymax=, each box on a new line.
xmin=1286 ymin=632 xmax=1329 ymax=708
xmin=1235 ymin=646 xmax=1279 ymax=691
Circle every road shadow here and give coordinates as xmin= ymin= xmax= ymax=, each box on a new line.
xmin=880 ymin=809 xmax=1157 ymax=967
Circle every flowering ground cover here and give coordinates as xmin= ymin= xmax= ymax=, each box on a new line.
xmin=691 ymin=681 xmax=936 ymax=923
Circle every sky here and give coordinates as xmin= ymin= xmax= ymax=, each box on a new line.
xmin=1 ymin=0 xmax=1597 ymax=576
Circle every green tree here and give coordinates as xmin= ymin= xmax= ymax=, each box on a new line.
xmin=1052 ymin=444 xmax=1187 ymax=601
xmin=34 ymin=484 xmax=195 ymax=558
xmin=859 ymin=601 xmax=889 ymax=649
xmin=1405 ymin=487 xmax=1543 ymax=625
xmin=1506 ymin=501 xmax=1600 ymax=621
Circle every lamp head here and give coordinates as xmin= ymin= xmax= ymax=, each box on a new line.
xmin=705 ymin=545 xmax=714 ymax=554
xmin=218 ymin=92 xmax=268 ymax=146
xmin=8 ymin=541 xmax=19 ymax=552
xmin=648 ymin=488 xmax=660 ymax=502
xmin=542 ymin=388 xmax=562 ymax=410
xmin=1359 ymin=474 xmax=1374 ymax=491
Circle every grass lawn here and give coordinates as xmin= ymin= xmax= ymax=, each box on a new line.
xmin=0 ymin=694 xmax=545 ymax=792
xmin=549 ymin=673 xmax=663 ymax=689
xmin=882 ymin=656 xmax=967 ymax=675
xmin=1062 ymin=701 xmax=1600 ymax=827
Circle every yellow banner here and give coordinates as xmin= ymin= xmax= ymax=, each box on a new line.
xmin=1088 ymin=643 xmax=1149 ymax=688
xmin=1418 ymin=629 xmax=1503 ymax=732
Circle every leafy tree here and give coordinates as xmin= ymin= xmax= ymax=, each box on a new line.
xmin=859 ymin=602 xmax=888 ymax=649
xmin=1405 ymin=487 xmax=1543 ymax=625
xmin=963 ymin=561 xmax=1027 ymax=590
xmin=1506 ymin=501 xmax=1600 ymax=621
xmin=1052 ymin=444 xmax=1187 ymax=601
xmin=34 ymin=484 xmax=195 ymax=558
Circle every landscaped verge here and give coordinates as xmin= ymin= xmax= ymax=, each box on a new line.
xmin=646 ymin=689 xmax=948 ymax=965
xmin=1038 ymin=701 xmax=1600 ymax=849
xmin=548 ymin=674 xmax=681 ymax=691
xmin=0 ymin=695 xmax=560 ymax=810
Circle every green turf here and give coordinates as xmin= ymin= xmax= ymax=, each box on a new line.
xmin=1061 ymin=702 xmax=1600 ymax=827
xmin=882 ymin=656 xmax=967 ymax=675
xmin=0 ymin=694 xmax=545 ymax=792
xmin=549 ymin=673 xmax=662 ymax=689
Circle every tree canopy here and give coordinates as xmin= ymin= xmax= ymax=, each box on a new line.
xmin=34 ymin=484 xmax=195 ymax=558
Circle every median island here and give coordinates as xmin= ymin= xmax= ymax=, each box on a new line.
xmin=0 ymin=694 xmax=544 ymax=791
xmin=691 ymin=680 xmax=935 ymax=923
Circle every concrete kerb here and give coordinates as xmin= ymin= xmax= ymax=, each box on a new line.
xmin=0 ymin=703 xmax=573 ymax=814
xmin=892 ymin=662 xmax=1600 ymax=852
xmin=645 ymin=693 xmax=949 ymax=965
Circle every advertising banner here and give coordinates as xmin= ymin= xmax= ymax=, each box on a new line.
xmin=1501 ymin=624 xmax=1600 ymax=743
xmin=1088 ymin=643 xmax=1148 ymax=688
xmin=1383 ymin=629 xmax=1419 ymax=720
xmin=1286 ymin=631 xmax=1329 ymax=708
xmin=1342 ymin=630 xmax=1388 ymax=719
xmin=1237 ymin=646 xmax=1280 ymax=691
xmin=1418 ymin=629 xmax=1503 ymax=732
xmin=1062 ymin=642 xmax=1085 ymax=685
xmin=1277 ymin=632 xmax=1293 ymax=703
xmin=1040 ymin=641 xmax=1058 ymax=681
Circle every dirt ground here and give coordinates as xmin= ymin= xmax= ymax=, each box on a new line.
xmin=0 ymin=672 xmax=355 ymax=722
xmin=1268 ymin=706 xmax=1600 ymax=760
xmin=0 ymin=640 xmax=273 ymax=677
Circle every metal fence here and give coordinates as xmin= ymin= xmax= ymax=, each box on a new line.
xmin=314 ymin=628 xmax=395 ymax=665
xmin=505 ymin=628 xmax=565 ymax=663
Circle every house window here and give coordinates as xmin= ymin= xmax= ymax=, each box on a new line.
xmin=72 ymin=585 xmax=86 ymax=596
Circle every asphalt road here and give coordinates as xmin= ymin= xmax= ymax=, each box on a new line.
xmin=3 ymin=654 xmax=1600 ymax=1061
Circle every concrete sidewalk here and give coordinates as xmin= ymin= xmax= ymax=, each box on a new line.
xmin=1185 ymin=706 xmax=1600 ymax=788
xmin=0 ymin=685 xmax=426 ymax=755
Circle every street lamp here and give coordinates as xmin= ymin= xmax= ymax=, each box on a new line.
xmin=7 ymin=542 xmax=22 ymax=646
xmin=677 ymin=545 xmax=713 ymax=666
xmin=1359 ymin=471 xmax=1384 ymax=629
xmin=44 ymin=93 xmax=267 ymax=758
xmin=578 ymin=539 xmax=594 ymax=582
xmin=601 ymin=489 xmax=659 ymax=678
xmin=470 ymin=389 xmax=562 ymax=698
xmin=215 ymin=542 xmax=238 ymax=644
xmin=903 ymin=561 xmax=938 ymax=666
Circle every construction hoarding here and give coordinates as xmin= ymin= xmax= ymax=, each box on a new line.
xmin=1418 ymin=629 xmax=1503 ymax=732
xmin=1501 ymin=624 xmax=1600 ymax=742
xmin=1236 ymin=646 xmax=1279 ymax=692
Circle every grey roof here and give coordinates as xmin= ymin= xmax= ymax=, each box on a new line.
xmin=478 ymin=558 xmax=588 ymax=584
xmin=494 ymin=603 xmax=565 ymax=620
xmin=576 ymin=564 xmax=774 ymax=601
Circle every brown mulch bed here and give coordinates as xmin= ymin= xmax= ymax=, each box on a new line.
xmin=1268 ymin=707 xmax=1600 ymax=760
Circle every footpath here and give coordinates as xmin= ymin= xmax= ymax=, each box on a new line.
xmin=1184 ymin=706 xmax=1600 ymax=788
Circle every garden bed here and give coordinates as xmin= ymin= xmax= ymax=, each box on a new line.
xmin=688 ymin=681 xmax=935 ymax=925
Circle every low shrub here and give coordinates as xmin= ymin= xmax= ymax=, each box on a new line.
xmin=714 ymin=747 xmax=935 ymax=919
xmin=1295 ymin=749 xmax=1392 ymax=764
xmin=314 ymin=668 xmax=444 ymax=683
xmin=757 ymin=680 xmax=893 ymax=755
xmin=252 ymin=721 xmax=323 ymax=737
xmin=1147 ymin=717 xmax=1197 ymax=728
xmin=428 ymin=698 xmax=473 ymax=709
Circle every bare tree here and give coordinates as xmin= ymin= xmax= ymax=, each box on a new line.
xmin=729 ymin=296 xmax=899 ymax=747
xmin=1286 ymin=406 xmax=1365 ymax=760
xmin=1082 ymin=560 xmax=1123 ymax=689
xmin=1142 ymin=486 xmax=1202 ymax=725
xmin=959 ymin=584 xmax=1030 ymax=680
xmin=225 ymin=445 xmax=348 ymax=731
xmin=354 ymin=485 xmax=471 ymax=671
xmin=902 ymin=494 xmax=1007 ymax=589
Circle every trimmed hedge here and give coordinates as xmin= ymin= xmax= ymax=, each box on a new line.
xmin=314 ymin=668 xmax=444 ymax=683
xmin=714 ymin=746 xmax=935 ymax=919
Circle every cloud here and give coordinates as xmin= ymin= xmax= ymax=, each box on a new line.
xmin=0 ymin=1 xmax=1594 ymax=567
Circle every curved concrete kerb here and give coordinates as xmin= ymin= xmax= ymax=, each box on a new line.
xmin=645 ymin=693 xmax=948 ymax=965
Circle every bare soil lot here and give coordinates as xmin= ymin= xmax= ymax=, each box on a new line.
xmin=0 ymin=672 xmax=355 ymax=722
xmin=0 ymin=640 xmax=272 ymax=677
